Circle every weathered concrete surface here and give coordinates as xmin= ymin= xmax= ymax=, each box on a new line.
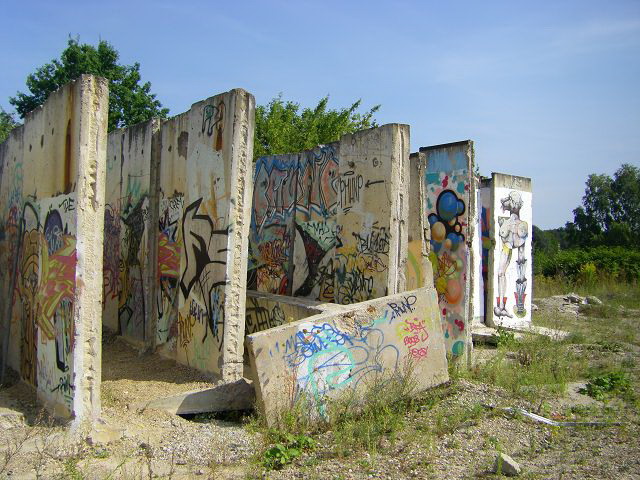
xmin=153 ymin=89 xmax=255 ymax=381
xmin=102 ymin=89 xmax=255 ymax=381
xmin=247 ymin=287 xmax=448 ymax=424
xmin=103 ymin=120 xmax=159 ymax=344
xmin=133 ymin=378 xmax=255 ymax=415
xmin=406 ymin=152 xmax=433 ymax=291
xmin=484 ymin=173 xmax=532 ymax=328
xmin=419 ymin=141 xmax=476 ymax=361
xmin=0 ymin=75 xmax=108 ymax=425
xmin=245 ymin=290 xmax=352 ymax=336
xmin=248 ymin=124 xmax=410 ymax=306
xmin=335 ymin=124 xmax=410 ymax=303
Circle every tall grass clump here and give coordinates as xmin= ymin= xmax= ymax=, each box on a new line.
xmin=469 ymin=334 xmax=587 ymax=401
xmin=252 ymin=365 xmax=420 ymax=461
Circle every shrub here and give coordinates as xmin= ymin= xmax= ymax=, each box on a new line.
xmin=534 ymin=247 xmax=640 ymax=282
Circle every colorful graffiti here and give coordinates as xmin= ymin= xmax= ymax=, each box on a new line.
xmin=13 ymin=194 xmax=77 ymax=411
xmin=179 ymin=198 xmax=228 ymax=347
xmin=423 ymin=144 xmax=472 ymax=357
xmin=282 ymin=310 xmax=400 ymax=416
xmin=250 ymin=290 xmax=446 ymax=421
xmin=156 ymin=193 xmax=183 ymax=344
xmin=103 ymin=203 xmax=120 ymax=302
xmin=480 ymin=197 xmax=491 ymax=320
xmin=118 ymin=194 xmax=150 ymax=340
xmin=249 ymin=146 xmax=339 ymax=300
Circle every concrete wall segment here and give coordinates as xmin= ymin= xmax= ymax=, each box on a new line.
xmin=0 ymin=75 xmax=108 ymax=425
xmin=247 ymin=286 xmax=449 ymax=425
xmin=485 ymin=172 xmax=533 ymax=328
xmin=420 ymin=141 xmax=475 ymax=360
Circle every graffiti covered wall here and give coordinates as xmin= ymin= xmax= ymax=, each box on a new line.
xmin=249 ymin=145 xmax=339 ymax=301
xmin=480 ymin=178 xmax=492 ymax=324
xmin=0 ymin=75 xmax=108 ymax=421
xmin=485 ymin=173 xmax=533 ymax=327
xmin=334 ymin=125 xmax=409 ymax=304
xmin=248 ymin=124 xmax=409 ymax=310
xmin=420 ymin=141 xmax=475 ymax=359
xmin=155 ymin=89 xmax=255 ymax=381
xmin=247 ymin=286 xmax=448 ymax=424
xmin=104 ymin=121 xmax=158 ymax=342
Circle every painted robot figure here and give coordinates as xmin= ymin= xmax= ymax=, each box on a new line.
xmin=495 ymin=191 xmax=528 ymax=318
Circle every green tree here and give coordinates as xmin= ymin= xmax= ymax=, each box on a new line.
xmin=254 ymin=95 xmax=379 ymax=159
xmin=532 ymin=225 xmax=559 ymax=255
xmin=10 ymin=38 xmax=168 ymax=132
xmin=567 ymin=164 xmax=640 ymax=247
xmin=0 ymin=108 xmax=18 ymax=143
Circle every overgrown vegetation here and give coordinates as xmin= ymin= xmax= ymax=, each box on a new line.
xmin=253 ymin=94 xmax=379 ymax=160
xmin=579 ymin=371 xmax=633 ymax=402
xmin=467 ymin=332 xmax=587 ymax=401
xmin=534 ymin=247 xmax=640 ymax=282
xmin=533 ymin=163 xmax=639 ymax=285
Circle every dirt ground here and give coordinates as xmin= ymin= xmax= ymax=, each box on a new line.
xmin=1 ymin=296 xmax=639 ymax=479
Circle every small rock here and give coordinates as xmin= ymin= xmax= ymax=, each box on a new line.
xmin=195 ymin=469 xmax=205 ymax=475
xmin=0 ymin=408 xmax=25 ymax=429
xmin=86 ymin=422 xmax=123 ymax=446
xmin=175 ymin=459 xmax=187 ymax=465
xmin=493 ymin=452 xmax=521 ymax=476
xmin=565 ymin=293 xmax=585 ymax=304
xmin=531 ymin=303 xmax=539 ymax=312
xmin=586 ymin=295 xmax=602 ymax=305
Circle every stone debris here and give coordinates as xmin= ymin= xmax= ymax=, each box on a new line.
xmin=0 ymin=407 xmax=25 ymax=430
xmin=533 ymin=295 xmax=581 ymax=316
xmin=585 ymin=295 xmax=603 ymax=305
xmin=565 ymin=292 xmax=586 ymax=304
xmin=85 ymin=419 xmax=124 ymax=446
xmin=493 ymin=452 xmax=521 ymax=476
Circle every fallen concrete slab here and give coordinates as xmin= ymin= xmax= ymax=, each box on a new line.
xmin=247 ymin=287 xmax=449 ymax=425
xmin=473 ymin=323 xmax=569 ymax=343
xmin=133 ymin=378 xmax=255 ymax=415
xmin=472 ymin=326 xmax=524 ymax=345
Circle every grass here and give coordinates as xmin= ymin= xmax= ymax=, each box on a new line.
xmin=249 ymin=365 xmax=420 ymax=471
xmin=466 ymin=332 xmax=588 ymax=402
xmin=245 ymin=273 xmax=639 ymax=477
xmin=533 ymin=274 xmax=640 ymax=309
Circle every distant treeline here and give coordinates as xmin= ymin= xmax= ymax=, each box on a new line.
xmin=533 ymin=163 xmax=639 ymax=282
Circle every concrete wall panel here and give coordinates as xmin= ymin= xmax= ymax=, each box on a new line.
xmin=0 ymin=75 xmax=108 ymax=423
xmin=104 ymin=121 xmax=158 ymax=342
xmin=152 ymin=89 xmax=255 ymax=381
xmin=420 ymin=141 xmax=475 ymax=359
xmin=248 ymin=124 xmax=409 ymax=307
xmin=485 ymin=173 xmax=533 ymax=327
xmin=335 ymin=124 xmax=409 ymax=304
xmin=247 ymin=286 xmax=448 ymax=424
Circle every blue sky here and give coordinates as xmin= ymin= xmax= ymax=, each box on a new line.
xmin=1 ymin=0 xmax=639 ymax=228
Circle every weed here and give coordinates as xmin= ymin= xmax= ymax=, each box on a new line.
xmin=262 ymin=433 xmax=315 ymax=470
xmin=62 ymin=457 xmax=86 ymax=480
xmin=469 ymin=334 xmax=587 ymax=401
xmin=593 ymin=340 xmax=624 ymax=352
xmin=496 ymin=327 xmax=518 ymax=348
xmin=579 ymin=371 xmax=633 ymax=401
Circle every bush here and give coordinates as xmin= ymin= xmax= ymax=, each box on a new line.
xmin=534 ymin=247 xmax=640 ymax=282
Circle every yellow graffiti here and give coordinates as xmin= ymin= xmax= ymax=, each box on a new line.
xmin=36 ymin=235 xmax=76 ymax=340
xmin=177 ymin=311 xmax=196 ymax=348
